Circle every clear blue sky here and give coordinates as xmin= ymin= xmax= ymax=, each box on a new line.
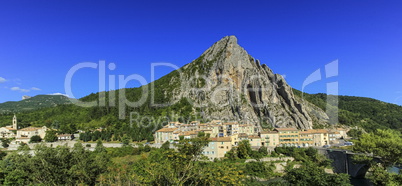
xmin=0 ymin=0 xmax=401 ymax=105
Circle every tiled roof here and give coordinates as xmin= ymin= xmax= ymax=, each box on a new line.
xmin=260 ymin=131 xmax=278 ymax=134
xmin=3 ymin=127 xmax=17 ymax=130
xmin=209 ymin=137 xmax=231 ymax=142
xmin=248 ymin=135 xmax=260 ymax=139
xmin=19 ymin=127 xmax=42 ymax=131
xmin=274 ymin=128 xmax=299 ymax=131
xmin=303 ymin=129 xmax=328 ymax=134
xmin=156 ymin=128 xmax=177 ymax=132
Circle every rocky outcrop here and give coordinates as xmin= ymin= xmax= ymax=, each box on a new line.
xmin=164 ymin=36 xmax=328 ymax=130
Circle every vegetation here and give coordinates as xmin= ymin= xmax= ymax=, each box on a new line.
xmin=0 ymin=139 xmax=10 ymax=148
xmin=293 ymin=89 xmax=402 ymax=132
xmin=353 ymin=129 xmax=402 ymax=185
xmin=347 ymin=128 xmax=364 ymax=138
xmin=0 ymin=95 xmax=72 ymax=113
xmin=275 ymin=147 xmax=332 ymax=167
xmin=29 ymin=135 xmax=42 ymax=143
xmin=44 ymin=130 xmax=58 ymax=142
xmin=1 ymin=143 xmax=108 ymax=185
xmin=284 ymin=161 xmax=351 ymax=186
xmin=0 ymin=134 xmax=355 ymax=185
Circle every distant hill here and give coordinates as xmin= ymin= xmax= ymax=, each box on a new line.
xmin=293 ymin=89 xmax=402 ymax=132
xmin=0 ymin=95 xmax=73 ymax=113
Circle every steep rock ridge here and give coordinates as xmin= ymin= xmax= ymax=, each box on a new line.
xmin=164 ymin=36 xmax=327 ymax=130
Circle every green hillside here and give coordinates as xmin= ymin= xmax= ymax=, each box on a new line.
xmin=293 ymin=89 xmax=402 ymax=132
xmin=0 ymin=95 xmax=73 ymax=113
xmin=0 ymin=70 xmax=198 ymax=141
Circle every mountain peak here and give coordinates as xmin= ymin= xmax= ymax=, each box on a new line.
xmin=219 ymin=35 xmax=238 ymax=44
xmin=175 ymin=36 xmax=326 ymax=129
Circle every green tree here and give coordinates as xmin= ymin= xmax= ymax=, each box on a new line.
xmin=1 ymin=138 xmax=10 ymax=148
xmin=1 ymin=143 xmax=109 ymax=185
xmin=17 ymin=143 xmax=30 ymax=151
xmin=245 ymin=161 xmax=275 ymax=181
xmin=353 ymin=129 xmax=402 ymax=185
xmin=44 ymin=129 xmax=58 ymax=142
xmin=237 ymin=140 xmax=252 ymax=159
xmin=284 ymin=162 xmax=351 ymax=186
xmin=347 ymin=128 xmax=363 ymax=138
xmin=29 ymin=135 xmax=42 ymax=143
xmin=161 ymin=140 xmax=170 ymax=150
xmin=258 ymin=146 xmax=268 ymax=156
xmin=121 ymin=135 xmax=130 ymax=146
xmin=94 ymin=139 xmax=106 ymax=153
xmin=126 ymin=135 xmax=212 ymax=185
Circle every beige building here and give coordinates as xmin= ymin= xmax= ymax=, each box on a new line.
xmin=304 ymin=129 xmax=329 ymax=146
xmin=16 ymin=126 xmax=48 ymax=143
xmin=0 ymin=115 xmax=18 ymax=138
xmin=299 ymin=130 xmax=315 ymax=147
xmin=275 ymin=128 xmax=300 ymax=147
xmin=154 ymin=128 xmax=178 ymax=144
xmin=203 ymin=137 xmax=232 ymax=160
xmin=328 ymin=131 xmax=340 ymax=144
xmin=248 ymin=135 xmax=263 ymax=147
xmin=239 ymin=124 xmax=255 ymax=135
xmin=260 ymin=131 xmax=279 ymax=147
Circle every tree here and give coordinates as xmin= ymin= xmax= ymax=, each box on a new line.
xmin=258 ymin=146 xmax=268 ymax=156
xmin=17 ymin=143 xmax=30 ymax=151
xmin=125 ymin=135 xmax=211 ymax=185
xmin=353 ymin=129 xmax=402 ymax=185
xmin=161 ymin=140 xmax=170 ymax=150
xmin=245 ymin=161 xmax=275 ymax=181
xmin=347 ymin=128 xmax=363 ymax=138
xmin=29 ymin=135 xmax=42 ymax=143
xmin=237 ymin=140 xmax=252 ymax=159
xmin=44 ymin=130 xmax=58 ymax=142
xmin=1 ymin=138 xmax=10 ymax=148
xmin=121 ymin=135 xmax=130 ymax=146
xmin=284 ymin=162 xmax=351 ymax=186
xmin=94 ymin=139 xmax=106 ymax=153
xmin=1 ymin=143 xmax=109 ymax=185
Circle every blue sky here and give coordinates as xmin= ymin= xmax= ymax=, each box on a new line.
xmin=0 ymin=0 xmax=401 ymax=105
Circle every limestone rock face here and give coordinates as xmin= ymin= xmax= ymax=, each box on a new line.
xmin=165 ymin=36 xmax=328 ymax=130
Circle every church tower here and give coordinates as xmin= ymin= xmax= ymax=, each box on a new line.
xmin=13 ymin=114 xmax=17 ymax=129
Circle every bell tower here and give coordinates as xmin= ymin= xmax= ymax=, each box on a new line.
xmin=13 ymin=114 xmax=17 ymax=129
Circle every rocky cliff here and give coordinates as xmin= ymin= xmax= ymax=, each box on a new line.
xmin=156 ymin=36 xmax=328 ymax=130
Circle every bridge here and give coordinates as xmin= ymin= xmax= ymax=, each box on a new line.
xmin=318 ymin=148 xmax=380 ymax=178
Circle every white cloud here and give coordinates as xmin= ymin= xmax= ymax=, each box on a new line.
xmin=0 ymin=77 xmax=6 ymax=83
xmin=10 ymin=87 xmax=30 ymax=92
xmin=31 ymin=87 xmax=41 ymax=91
xmin=49 ymin=93 xmax=70 ymax=97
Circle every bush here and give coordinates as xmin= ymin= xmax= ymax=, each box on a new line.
xmin=29 ymin=135 xmax=42 ymax=143
xmin=1 ymin=138 xmax=10 ymax=148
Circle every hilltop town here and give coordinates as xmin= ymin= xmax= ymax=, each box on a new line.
xmin=154 ymin=120 xmax=349 ymax=160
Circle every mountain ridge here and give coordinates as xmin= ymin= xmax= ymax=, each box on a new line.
xmin=0 ymin=95 xmax=73 ymax=113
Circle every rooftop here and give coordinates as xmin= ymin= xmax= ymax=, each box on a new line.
xmin=209 ymin=137 xmax=231 ymax=142
xmin=156 ymin=128 xmax=177 ymax=132
xmin=274 ymin=128 xmax=299 ymax=131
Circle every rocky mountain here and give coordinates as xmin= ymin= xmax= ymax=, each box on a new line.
xmin=0 ymin=95 xmax=73 ymax=113
xmin=154 ymin=36 xmax=329 ymax=130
